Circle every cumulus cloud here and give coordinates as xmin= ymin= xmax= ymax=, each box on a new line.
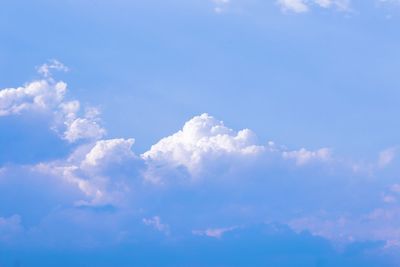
xmin=3 ymin=64 xmax=400 ymax=266
xmin=2 ymin=109 xmax=399 ymax=264
xmin=0 ymin=80 xmax=67 ymax=116
xmin=34 ymin=138 xmax=139 ymax=206
xmin=82 ymin=138 xmax=136 ymax=168
xmin=141 ymin=113 xmax=333 ymax=187
xmin=0 ymin=61 xmax=105 ymax=143
xmin=142 ymin=113 xmax=264 ymax=175
xmin=63 ymin=117 xmax=105 ymax=143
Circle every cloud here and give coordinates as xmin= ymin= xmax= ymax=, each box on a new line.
xmin=314 ymin=0 xmax=350 ymax=9
xmin=3 ymin=63 xmax=400 ymax=265
xmin=0 ymin=215 xmax=23 ymax=244
xmin=277 ymin=0 xmax=310 ymax=13
xmin=63 ymin=116 xmax=106 ymax=143
xmin=0 ymin=79 xmax=67 ymax=116
xmin=36 ymin=59 xmax=69 ymax=78
xmin=277 ymin=0 xmax=350 ymax=13
xmin=282 ymin=147 xmax=331 ymax=165
xmin=193 ymin=226 xmax=237 ymax=238
xmin=1 ymin=222 xmax=392 ymax=267
xmin=0 ymin=61 xmax=105 ymax=143
xmin=378 ymin=147 xmax=397 ymax=168
xmin=142 ymin=113 xmax=264 ymax=176
xmin=289 ymin=207 xmax=400 ymax=252
xmin=1 ymin=110 xmax=399 ymax=265
xmin=141 ymin=113 xmax=333 ymax=188
xmin=81 ymin=138 xmax=136 ymax=169
xmin=212 ymin=0 xmax=230 ymax=13
xmin=35 ymin=138 xmax=139 ymax=206
xmin=143 ymin=216 xmax=170 ymax=234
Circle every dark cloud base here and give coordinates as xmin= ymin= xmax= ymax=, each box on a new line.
xmin=0 ymin=224 xmax=393 ymax=267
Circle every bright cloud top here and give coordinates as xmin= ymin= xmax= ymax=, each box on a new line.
xmin=142 ymin=113 xmax=264 ymax=174
xmin=0 ymin=61 xmax=105 ymax=143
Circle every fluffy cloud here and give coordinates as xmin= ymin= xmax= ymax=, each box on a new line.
xmin=35 ymin=138 xmax=139 ymax=206
xmin=141 ymin=113 xmax=332 ymax=187
xmin=2 ymin=110 xmax=399 ymax=265
xmin=0 ymin=79 xmax=67 ymax=116
xmin=142 ymin=113 xmax=264 ymax=175
xmin=3 ymin=63 xmax=400 ymax=266
xmin=82 ymin=138 xmax=136 ymax=169
xmin=63 ymin=115 xmax=106 ymax=143
xmin=0 ymin=61 xmax=105 ymax=143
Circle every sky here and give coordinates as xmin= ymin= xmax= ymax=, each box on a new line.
xmin=1 ymin=0 xmax=400 ymax=266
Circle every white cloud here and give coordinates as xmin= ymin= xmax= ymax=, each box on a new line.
xmin=142 ymin=216 xmax=170 ymax=234
xmin=34 ymin=163 xmax=103 ymax=204
xmin=4 ymin=63 xmax=400 ymax=258
xmin=277 ymin=0 xmax=350 ymax=13
xmin=0 ymin=80 xmax=67 ymax=116
xmin=64 ymin=117 xmax=106 ymax=143
xmin=282 ymin=147 xmax=331 ymax=165
xmin=193 ymin=226 xmax=237 ymax=238
xmin=142 ymin=113 xmax=264 ymax=175
xmin=82 ymin=138 xmax=136 ymax=168
xmin=1 ymin=109 xmax=398 ymax=252
xmin=37 ymin=59 xmax=69 ymax=78
xmin=0 ymin=61 xmax=105 ymax=143
xmin=35 ymin=138 xmax=138 ymax=206
xmin=141 ymin=113 xmax=334 ymax=186
xmin=277 ymin=0 xmax=309 ymax=13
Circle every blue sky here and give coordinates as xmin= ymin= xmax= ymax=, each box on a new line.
xmin=2 ymin=0 xmax=400 ymax=266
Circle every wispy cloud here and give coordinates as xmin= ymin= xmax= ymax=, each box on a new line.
xmin=277 ymin=0 xmax=351 ymax=13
